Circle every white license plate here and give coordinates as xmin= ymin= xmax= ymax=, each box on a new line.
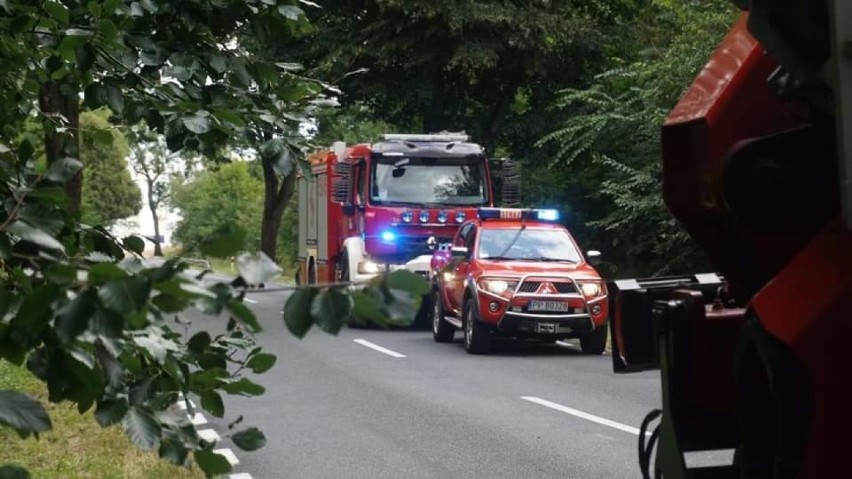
xmin=528 ymin=300 xmax=570 ymax=313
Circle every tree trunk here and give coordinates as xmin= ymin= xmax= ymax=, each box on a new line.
xmin=38 ymin=81 xmax=81 ymax=212
xmin=423 ymin=68 xmax=445 ymax=133
xmin=146 ymin=178 xmax=163 ymax=256
xmin=260 ymin=161 xmax=297 ymax=260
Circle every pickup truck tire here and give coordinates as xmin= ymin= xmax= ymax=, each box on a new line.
xmin=463 ymin=298 xmax=490 ymax=354
xmin=580 ymin=325 xmax=607 ymax=355
xmin=432 ymin=289 xmax=454 ymax=343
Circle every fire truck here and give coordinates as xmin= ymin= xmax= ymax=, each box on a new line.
xmin=296 ymin=133 xmax=519 ymax=324
xmin=609 ymin=1 xmax=852 ymax=478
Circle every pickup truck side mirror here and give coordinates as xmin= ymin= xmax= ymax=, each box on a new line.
xmin=587 ymin=250 xmax=602 ymax=265
xmin=451 ymin=246 xmax=469 ymax=259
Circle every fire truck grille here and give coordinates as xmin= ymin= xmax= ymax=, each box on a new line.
xmin=554 ymin=282 xmax=577 ymax=294
xmin=518 ymin=282 xmax=541 ymax=293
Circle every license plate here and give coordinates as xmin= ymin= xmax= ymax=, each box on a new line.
xmin=528 ymin=300 xmax=570 ymax=313
xmin=536 ymin=323 xmax=557 ymax=333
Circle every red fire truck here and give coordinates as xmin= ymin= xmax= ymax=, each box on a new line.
xmin=296 ymin=133 xmax=517 ymax=324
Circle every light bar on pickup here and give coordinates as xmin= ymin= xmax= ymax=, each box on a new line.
xmin=477 ymin=208 xmax=560 ymax=222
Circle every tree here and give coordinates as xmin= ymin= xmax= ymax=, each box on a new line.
xmin=128 ymin=129 xmax=187 ymax=256
xmin=80 ymin=109 xmax=142 ymax=226
xmin=538 ymin=0 xmax=737 ymax=276
xmin=288 ymin=0 xmax=622 ymax=150
xmin=170 ymin=161 xmax=265 ymax=254
xmin=0 ymin=2 xmax=429 ymax=477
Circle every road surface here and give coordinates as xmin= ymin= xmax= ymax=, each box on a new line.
xmin=176 ymin=281 xmax=671 ymax=479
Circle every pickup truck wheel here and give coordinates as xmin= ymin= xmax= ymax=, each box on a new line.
xmin=432 ymin=290 xmax=454 ymax=343
xmin=463 ymin=298 xmax=490 ymax=354
xmin=580 ymin=324 xmax=607 ymax=355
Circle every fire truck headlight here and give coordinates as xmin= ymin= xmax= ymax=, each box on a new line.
xmin=455 ymin=211 xmax=466 ymax=223
xmin=437 ymin=211 xmax=448 ymax=223
xmin=419 ymin=210 xmax=430 ymax=223
xmin=580 ymin=282 xmax=602 ymax=297
xmin=401 ymin=210 xmax=413 ymax=223
xmin=359 ymin=261 xmax=383 ymax=274
xmin=381 ymin=231 xmax=396 ymax=243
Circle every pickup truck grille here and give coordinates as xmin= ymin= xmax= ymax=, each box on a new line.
xmin=517 ymin=281 xmax=577 ymax=294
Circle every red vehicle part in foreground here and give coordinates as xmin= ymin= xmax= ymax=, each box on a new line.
xmin=611 ymin=7 xmax=852 ymax=479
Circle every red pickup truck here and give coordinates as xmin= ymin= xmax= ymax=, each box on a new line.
xmin=429 ymin=207 xmax=608 ymax=354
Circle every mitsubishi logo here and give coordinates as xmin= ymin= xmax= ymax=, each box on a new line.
xmin=537 ymin=283 xmax=556 ymax=295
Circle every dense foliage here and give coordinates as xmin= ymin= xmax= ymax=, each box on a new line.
xmin=0 ymin=1 xmax=428 ymax=478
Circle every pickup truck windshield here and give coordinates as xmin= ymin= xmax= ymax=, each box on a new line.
xmin=370 ymin=156 xmax=488 ymax=206
xmin=477 ymin=228 xmax=582 ymax=263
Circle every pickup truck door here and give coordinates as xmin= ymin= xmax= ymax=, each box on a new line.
xmin=447 ymin=223 xmax=474 ymax=315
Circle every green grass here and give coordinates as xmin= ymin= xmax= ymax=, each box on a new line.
xmin=0 ymin=360 xmax=203 ymax=479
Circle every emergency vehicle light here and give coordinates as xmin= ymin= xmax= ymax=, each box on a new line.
xmin=477 ymin=208 xmax=561 ymax=222
xmin=381 ymin=231 xmax=396 ymax=243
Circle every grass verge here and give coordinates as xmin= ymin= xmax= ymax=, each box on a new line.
xmin=0 ymin=360 xmax=203 ymax=479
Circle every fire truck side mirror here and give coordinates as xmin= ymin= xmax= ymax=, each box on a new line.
xmin=451 ymin=246 xmax=469 ymax=259
xmin=342 ymin=204 xmax=356 ymax=216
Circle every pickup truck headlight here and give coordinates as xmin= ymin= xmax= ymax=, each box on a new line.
xmin=579 ymin=282 xmax=603 ymax=298
xmin=477 ymin=278 xmax=519 ymax=295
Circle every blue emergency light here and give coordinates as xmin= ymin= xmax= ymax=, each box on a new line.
xmin=477 ymin=208 xmax=561 ymax=222
xmin=381 ymin=230 xmax=396 ymax=243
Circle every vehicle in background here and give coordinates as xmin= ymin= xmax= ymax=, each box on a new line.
xmin=429 ymin=207 xmax=607 ymax=354
xmin=296 ymin=133 xmax=520 ymax=326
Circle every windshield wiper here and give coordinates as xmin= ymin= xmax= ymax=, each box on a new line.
xmin=481 ymin=256 xmax=517 ymax=261
xmin=525 ymin=257 xmax=578 ymax=263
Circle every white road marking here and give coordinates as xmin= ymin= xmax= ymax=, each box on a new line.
xmin=521 ymin=396 xmax=648 ymax=436
xmin=197 ymin=428 xmax=221 ymax=442
xmin=353 ymin=339 xmax=407 ymax=358
xmin=214 ymin=448 xmax=240 ymax=466
xmin=555 ymin=340 xmax=575 ymax=348
xmin=187 ymin=412 xmax=208 ymax=426
xmin=244 ymin=298 xmax=258 ymax=304
xmin=230 ymin=474 xmax=254 ymax=479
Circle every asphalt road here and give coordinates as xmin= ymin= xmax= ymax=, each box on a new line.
xmin=183 ymin=284 xmax=664 ymax=479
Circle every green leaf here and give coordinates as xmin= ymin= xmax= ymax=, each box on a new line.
xmin=58 ymin=35 xmax=84 ymax=62
xmin=189 ymin=368 xmax=228 ymax=391
xmin=106 ymin=84 xmax=124 ymax=114
xmin=231 ymin=427 xmax=266 ymax=451
xmin=12 ymin=284 xmax=61 ymax=341
xmin=43 ymin=1 xmax=70 ymax=23
xmin=0 ymin=391 xmax=51 ymax=436
xmin=158 ymin=434 xmax=189 ymax=466
xmin=220 ymin=378 xmax=265 ymax=396
xmin=282 ymin=287 xmax=316 ymax=338
xmin=94 ymin=398 xmax=129 ymax=427
xmin=151 ymin=293 xmax=188 ymax=313
xmin=187 ymin=331 xmax=211 ymax=353
xmin=182 ymin=114 xmax=211 ymax=134
xmin=194 ymin=450 xmax=232 ymax=476
xmin=6 ymin=221 xmax=65 ymax=252
xmin=84 ymin=82 xmax=107 ymax=109
xmin=55 ymin=290 xmax=97 ymax=344
xmin=91 ymin=308 xmax=124 ymax=337
xmin=213 ymin=108 xmax=245 ymax=127
xmin=384 ymin=270 xmax=431 ymax=296
xmin=227 ymin=300 xmax=261 ymax=332
xmin=278 ymin=4 xmax=304 ymax=20
xmin=98 ymin=277 xmax=151 ymax=315
xmin=132 ymin=333 xmax=178 ymax=364
xmin=88 ymin=262 xmax=127 ymax=285
xmin=351 ymin=290 xmax=388 ymax=325
xmin=43 ymin=262 xmax=77 ymax=285
xmin=76 ymin=43 xmax=96 ymax=72
xmin=310 ymin=288 xmax=353 ymax=334
xmin=200 ymin=390 xmax=224 ymax=418
xmin=122 ymin=236 xmax=145 ymax=254
xmin=44 ymin=157 xmax=82 ymax=183
xmin=0 ymin=465 xmax=30 ymax=479
xmin=246 ymin=353 xmax=276 ymax=374
xmin=199 ymin=224 xmax=247 ymax=258
xmin=27 ymin=186 xmax=69 ymax=206
xmin=122 ymin=406 xmax=161 ymax=450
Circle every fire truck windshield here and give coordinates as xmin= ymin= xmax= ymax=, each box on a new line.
xmin=478 ymin=228 xmax=582 ymax=263
xmin=370 ymin=157 xmax=488 ymax=206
